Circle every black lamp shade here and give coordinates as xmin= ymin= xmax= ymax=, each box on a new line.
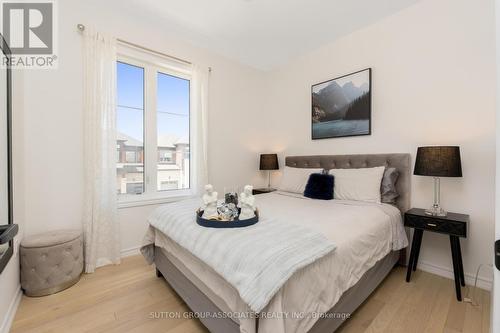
xmin=260 ymin=154 xmax=279 ymax=170
xmin=414 ymin=146 xmax=462 ymax=177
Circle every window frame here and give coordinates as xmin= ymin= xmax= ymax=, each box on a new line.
xmin=116 ymin=49 xmax=194 ymax=208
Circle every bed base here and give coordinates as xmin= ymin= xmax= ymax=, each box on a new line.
xmin=154 ymin=246 xmax=399 ymax=333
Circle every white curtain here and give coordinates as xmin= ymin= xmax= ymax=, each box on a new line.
xmin=191 ymin=65 xmax=209 ymax=194
xmin=82 ymin=27 xmax=121 ymax=273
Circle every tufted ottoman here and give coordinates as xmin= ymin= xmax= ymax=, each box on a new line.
xmin=20 ymin=230 xmax=83 ymax=297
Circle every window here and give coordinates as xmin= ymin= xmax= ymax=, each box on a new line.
xmin=158 ymin=149 xmax=174 ymax=163
xmin=116 ymin=53 xmax=191 ymax=204
xmin=116 ymin=61 xmax=144 ymax=195
xmin=157 ymin=71 xmax=190 ymax=191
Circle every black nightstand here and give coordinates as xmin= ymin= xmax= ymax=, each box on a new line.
xmin=404 ymin=208 xmax=468 ymax=301
xmin=252 ymin=188 xmax=277 ymax=195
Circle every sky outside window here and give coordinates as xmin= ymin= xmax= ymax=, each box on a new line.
xmin=117 ymin=62 xmax=144 ymax=142
xmin=157 ymin=72 xmax=190 ymax=140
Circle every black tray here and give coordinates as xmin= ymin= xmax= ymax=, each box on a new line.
xmin=196 ymin=209 xmax=259 ymax=228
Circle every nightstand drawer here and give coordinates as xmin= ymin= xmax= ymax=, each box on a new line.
xmin=404 ymin=214 xmax=466 ymax=237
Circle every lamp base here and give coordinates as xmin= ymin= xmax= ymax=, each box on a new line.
xmin=425 ymin=205 xmax=447 ymax=217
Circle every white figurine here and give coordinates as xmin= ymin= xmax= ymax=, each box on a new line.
xmin=238 ymin=185 xmax=256 ymax=220
xmin=202 ymin=184 xmax=219 ymax=219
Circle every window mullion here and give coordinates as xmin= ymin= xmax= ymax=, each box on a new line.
xmin=144 ymin=65 xmax=158 ymax=194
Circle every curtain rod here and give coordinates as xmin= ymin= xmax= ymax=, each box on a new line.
xmin=77 ymin=23 xmax=212 ymax=72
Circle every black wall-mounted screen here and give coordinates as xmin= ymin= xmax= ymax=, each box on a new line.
xmin=495 ymin=240 xmax=500 ymax=271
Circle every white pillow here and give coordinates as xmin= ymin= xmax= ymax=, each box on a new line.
xmin=278 ymin=166 xmax=323 ymax=194
xmin=329 ymin=166 xmax=385 ymax=203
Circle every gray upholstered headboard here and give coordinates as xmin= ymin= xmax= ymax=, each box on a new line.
xmin=285 ymin=153 xmax=411 ymax=214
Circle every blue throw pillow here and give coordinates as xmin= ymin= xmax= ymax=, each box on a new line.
xmin=304 ymin=173 xmax=334 ymax=200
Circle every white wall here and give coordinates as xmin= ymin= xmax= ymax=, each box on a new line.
xmin=0 ymin=257 xmax=21 ymax=333
xmin=257 ymin=0 xmax=496 ymax=288
xmin=20 ymin=0 xmax=266 ymax=254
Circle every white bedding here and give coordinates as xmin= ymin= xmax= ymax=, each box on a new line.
xmin=143 ymin=197 xmax=336 ymax=313
xmin=143 ymin=191 xmax=408 ymax=333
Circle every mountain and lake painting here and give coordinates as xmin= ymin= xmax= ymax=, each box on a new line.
xmin=312 ymin=68 xmax=371 ymax=139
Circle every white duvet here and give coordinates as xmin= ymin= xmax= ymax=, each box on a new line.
xmin=143 ymin=192 xmax=408 ymax=333
xmin=143 ymin=196 xmax=336 ymax=313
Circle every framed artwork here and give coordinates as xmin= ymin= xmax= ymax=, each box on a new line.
xmin=312 ymin=68 xmax=371 ymax=139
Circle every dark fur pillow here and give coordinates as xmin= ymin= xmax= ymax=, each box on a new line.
xmin=304 ymin=173 xmax=334 ymax=200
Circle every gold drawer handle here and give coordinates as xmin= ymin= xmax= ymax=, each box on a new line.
xmin=427 ymin=223 xmax=437 ymax=227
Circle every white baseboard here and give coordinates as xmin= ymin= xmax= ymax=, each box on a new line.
xmin=0 ymin=287 xmax=22 ymax=333
xmin=417 ymin=260 xmax=492 ymax=291
xmin=121 ymin=246 xmax=141 ymax=258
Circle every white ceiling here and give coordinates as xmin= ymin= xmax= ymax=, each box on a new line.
xmin=126 ymin=0 xmax=420 ymax=70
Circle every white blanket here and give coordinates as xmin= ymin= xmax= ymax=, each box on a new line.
xmin=142 ymin=198 xmax=336 ymax=313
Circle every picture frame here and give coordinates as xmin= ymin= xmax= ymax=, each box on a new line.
xmin=311 ymin=68 xmax=371 ymax=140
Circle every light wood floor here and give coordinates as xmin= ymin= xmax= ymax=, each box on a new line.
xmin=11 ymin=255 xmax=490 ymax=333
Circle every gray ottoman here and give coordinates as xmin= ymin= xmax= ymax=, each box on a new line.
xmin=20 ymin=229 xmax=83 ymax=297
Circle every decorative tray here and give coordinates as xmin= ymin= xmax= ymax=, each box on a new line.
xmin=196 ymin=209 xmax=259 ymax=228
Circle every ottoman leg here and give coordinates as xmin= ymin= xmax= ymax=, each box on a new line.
xmin=155 ymin=268 xmax=163 ymax=278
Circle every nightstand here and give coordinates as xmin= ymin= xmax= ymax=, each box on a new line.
xmin=404 ymin=208 xmax=468 ymax=301
xmin=252 ymin=188 xmax=277 ymax=195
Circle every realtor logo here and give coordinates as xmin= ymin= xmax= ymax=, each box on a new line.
xmin=1 ymin=0 xmax=57 ymax=68
xmin=3 ymin=2 xmax=53 ymax=54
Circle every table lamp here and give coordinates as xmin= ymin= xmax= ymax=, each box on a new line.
xmin=414 ymin=146 xmax=462 ymax=216
xmin=259 ymin=154 xmax=279 ymax=190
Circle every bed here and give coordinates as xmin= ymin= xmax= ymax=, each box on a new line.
xmin=142 ymin=153 xmax=411 ymax=333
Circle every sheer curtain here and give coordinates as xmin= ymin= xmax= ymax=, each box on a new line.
xmin=82 ymin=27 xmax=121 ymax=273
xmin=191 ymin=65 xmax=209 ymax=195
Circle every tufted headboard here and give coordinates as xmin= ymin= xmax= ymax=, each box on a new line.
xmin=285 ymin=153 xmax=411 ymax=214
